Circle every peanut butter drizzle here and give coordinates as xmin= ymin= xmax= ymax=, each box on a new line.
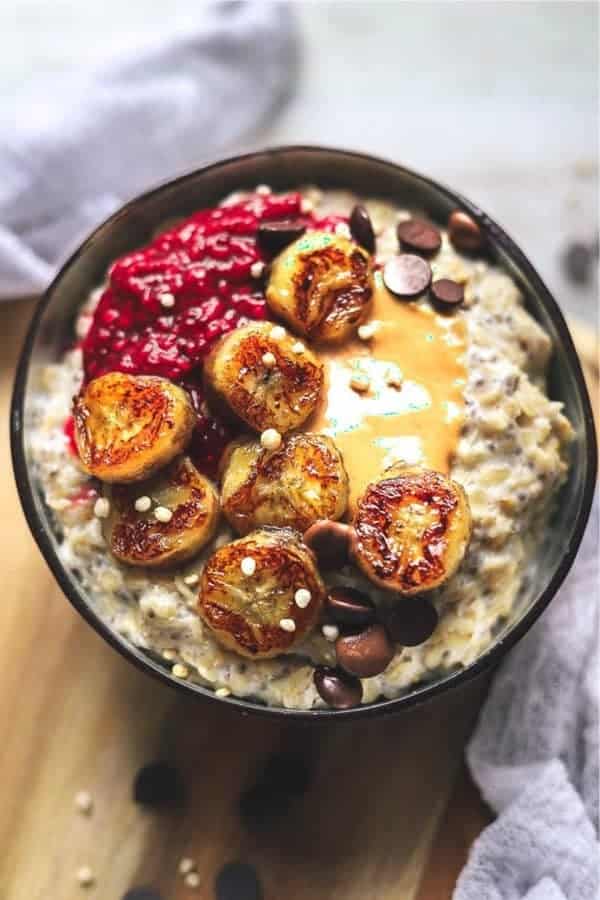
xmin=308 ymin=271 xmax=468 ymax=510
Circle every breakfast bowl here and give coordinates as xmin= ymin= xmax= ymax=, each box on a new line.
xmin=10 ymin=146 xmax=597 ymax=720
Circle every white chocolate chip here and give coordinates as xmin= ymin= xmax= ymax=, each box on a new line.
xmin=294 ymin=588 xmax=312 ymax=609
xmin=76 ymin=866 xmax=94 ymax=887
xmin=250 ymin=261 xmax=265 ymax=279
xmin=134 ymin=495 xmax=152 ymax=513
xmin=256 ymin=184 xmax=271 ymax=196
xmin=279 ymin=618 xmax=297 ymax=633
xmin=322 ymin=624 xmax=340 ymax=642
xmin=172 ymin=663 xmax=189 ymax=679
xmin=74 ymin=791 xmax=93 ymax=815
xmin=270 ymin=325 xmax=286 ymax=340
xmin=335 ymin=222 xmax=351 ymax=239
xmin=241 ymin=556 xmax=256 ymax=577
xmin=184 ymin=872 xmax=201 ymax=889
xmin=350 ymin=372 xmax=370 ymax=393
xmin=215 ymin=687 xmax=231 ymax=698
xmin=93 ymin=497 xmax=110 ymax=519
xmin=183 ymin=573 xmax=199 ymax=586
xmin=261 ymin=351 xmax=277 ymax=368
xmin=300 ymin=198 xmax=314 ymax=214
xmin=291 ymin=341 xmax=305 ymax=354
xmin=178 ymin=858 xmax=195 ymax=875
xmin=160 ymin=293 xmax=175 ymax=308
xmin=260 ymin=428 xmax=282 ymax=450
xmin=154 ymin=506 xmax=173 ymax=523
xmin=357 ymin=322 xmax=377 ymax=341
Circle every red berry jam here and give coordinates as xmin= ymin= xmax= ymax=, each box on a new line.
xmin=79 ymin=191 xmax=345 ymax=475
xmin=63 ymin=415 xmax=78 ymax=456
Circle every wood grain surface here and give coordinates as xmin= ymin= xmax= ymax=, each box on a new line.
xmin=0 ymin=298 xmax=595 ymax=900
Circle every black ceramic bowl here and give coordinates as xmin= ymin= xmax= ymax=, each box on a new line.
xmin=11 ymin=146 xmax=597 ymax=720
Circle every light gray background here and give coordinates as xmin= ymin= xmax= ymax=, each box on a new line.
xmin=1 ymin=0 xmax=597 ymax=324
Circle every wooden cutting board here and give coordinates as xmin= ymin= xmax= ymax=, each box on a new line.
xmin=0 ymin=298 xmax=595 ymax=900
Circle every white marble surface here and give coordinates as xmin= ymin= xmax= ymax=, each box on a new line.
xmin=1 ymin=0 xmax=597 ymax=323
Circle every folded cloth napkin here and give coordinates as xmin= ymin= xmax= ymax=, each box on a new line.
xmin=455 ymin=498 xmax=599 ymax=900
xmin=0 ymin=1 xmax=297 ymax=298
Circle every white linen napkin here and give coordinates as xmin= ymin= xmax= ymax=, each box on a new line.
xmin=455 ymin=498 xmax=599 ymax=900
xmin=0 ymin=1 xmax=297 ymax=298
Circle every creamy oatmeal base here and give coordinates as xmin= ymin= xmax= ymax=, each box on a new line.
xmin=28 ymin=188 xmax=573 ymax=709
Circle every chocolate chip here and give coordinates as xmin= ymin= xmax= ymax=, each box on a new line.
xmin=122 ymin=889 xmax=163 ymax=900
xmin=313 ymin=665 xmax=363 ymax=709
xmin=385 ymin=597 xmax=439 ymax=646
xmin=215 ymin=861 xmax=262 ymax=900
xmin=562 ymin=241 xmax=593 ymax=285
xmin=326 ymin=586 xmax=375 ymax=627
xmin=335 ymin=624 xmax=394 ymax=678
xmin=133 ymin=761 xmax=186 ymax=809
xmin=239 ymin=782 xmax=288 ymax=828
xmin=239 ymin=752 xmax=311 ymax=829
xmin=430 ymin=278 xmax=464 ymax=309
xmin=383 ymin=254 xmax=432 ymax=299
xmin=303 ymin=520 xmax=352 ymax=569
xmin=261 ymin=751 xmax=312 ymax=796
xmin=257 ymin=219 xmax=306 ymax=255
xmin=448 ymin=210 xmax=483 ymax=253
xmin=349 ymin=204 xmax=376 ymax=253
xmin=397 ymin=219 xmax=441 ymax=255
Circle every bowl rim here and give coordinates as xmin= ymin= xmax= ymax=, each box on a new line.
xmin=10 ymin=144 xmax=598 ymax=722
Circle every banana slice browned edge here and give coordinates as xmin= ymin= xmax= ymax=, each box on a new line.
xmin=103 ymin=456 xmax=219 ymax=568
xmin=351 ymin=465 xmax=472 ymax=595
xmin=198 ymin=526 xmax=325 ymax=658
xmin=73 ymin=372 xmax=196 ymax=483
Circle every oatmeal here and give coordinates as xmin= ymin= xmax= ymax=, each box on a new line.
xmin=27 ymin=187 xmax=573 ymax=710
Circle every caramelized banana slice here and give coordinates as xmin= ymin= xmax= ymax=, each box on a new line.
xmin=203 ymin=321 xmax=323 ymax=433
xmin=103 ymin=456 xmax=219 ymax=568
xmin=198 ymin=527 xmax=324 ymax=658
xmin=266 ymin=231 xmax=374 ymax=343
xmin=73 ymin=372 xmax=196 ymax=483
xmin=351 ymin=466 xmax=472 ymax=595
xmin=220 ymin=433 xmax=349 ymax=535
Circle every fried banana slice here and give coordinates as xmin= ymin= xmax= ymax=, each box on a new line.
xmin=73 ymin=372 xmax=196 ymax=483
xmin=203 ymin=321 xmax=323 ymax=433
xmin=220 ymin=433 xmax=349 ymax=535
xmin=266 ymin=231 xmax=374 ymax=343
xmin=103 ymin=456 xmax=219 ymax=568
xmin=198 ymin=527 xmax=324 ymax=658
xmin=351 ymin=465 xmax=472 ymax=595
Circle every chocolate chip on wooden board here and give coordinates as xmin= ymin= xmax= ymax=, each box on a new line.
xmin=448 ymin=210 xmax=483 ymax=253
xmin=562 ymin=240 xmax=595 ymax=285
xmin=325 ymin=586 xmax=376 ymax=627
xmin=349 ymin=204 xmax=376 ymax=253
xmin=385 ymin=597 xmax=439 ymax=646
xmin=257 ymin=219 xmax=306 ymax=255
xmin=122 ymin=890 xmax=163 ymax=900
xmin=397 ymin=218 xmax=441 ymax=255
xmin=133 ymin=761 xmax=186 ymax=809
xmin=239 ymin=751 xmax=312 ymax=828
xmin=313 ymin=665 xmax=363 ymax=709
xmin=215 ymin=861 xmax=263 ymax=900
xmin=430 ymin=278 xmax=464 ymax=309
xmin=383 ymin=254 xmax=432 ymax=299
xmin=303 ymin=520 xmax=352 ymax=569
xmin=335 ymin=624 xmax=394 ymax=678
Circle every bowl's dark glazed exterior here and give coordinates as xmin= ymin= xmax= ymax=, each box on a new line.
xmin=10 ymin=146 xmax=597 ymax=721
